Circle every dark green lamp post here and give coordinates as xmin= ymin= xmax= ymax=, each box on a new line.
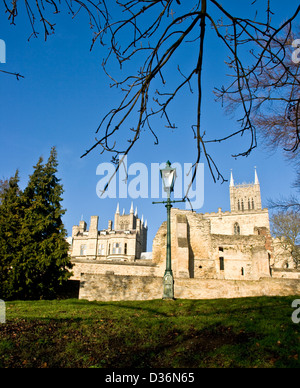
xmin=153 ymin=161 xmax=185 ymax=300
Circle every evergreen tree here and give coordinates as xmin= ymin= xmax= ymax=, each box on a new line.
xmin=0 ymin=171 xmax=23 ymax=299
xmin=0 ymin=149 xmax=72 ymax=300
xmin=18 ymin=147 xmax=72 ymax=299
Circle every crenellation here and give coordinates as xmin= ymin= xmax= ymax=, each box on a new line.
xmin=69 ymin=203 xmax=148 ymax=265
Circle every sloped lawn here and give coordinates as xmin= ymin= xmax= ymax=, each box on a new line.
xmin=0 ymin=296 xmax=299 ymax=368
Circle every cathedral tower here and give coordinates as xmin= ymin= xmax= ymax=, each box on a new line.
xmin=229 ymin=168 xmax=262 ymax=212
xmin=114 ymin=202 xmax=138 ymax=231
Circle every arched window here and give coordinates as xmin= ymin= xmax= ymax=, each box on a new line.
xmin=248 ymin=199 xmax=251 ymax=210
xmin=234 ymin=222 xmax=240 ymax=235
xmin=241 ymin=200 xmax=244 ymax=211
xmin=252 ymin=198 xmax=255 ymax=210
xmin=238 ymin=200 xmax=240 ymax=211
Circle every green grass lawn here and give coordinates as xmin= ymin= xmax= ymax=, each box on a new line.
xmin=0 ymin=296 xmax=300 ymax=368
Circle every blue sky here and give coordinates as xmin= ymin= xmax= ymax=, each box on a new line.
xmin=1 ymin=0 xmax=299 ymax=250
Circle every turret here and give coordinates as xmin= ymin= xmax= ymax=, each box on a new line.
xmin=114 ymin=203 xmax=120 ymax=230
xmin=229 ymin=168 xmax=262 ymax=212
xmin=89 ymin=216 xmax=99 ymax=238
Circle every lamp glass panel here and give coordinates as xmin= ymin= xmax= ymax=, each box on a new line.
xmin=161 ymin=169 xmax=176 ymax=191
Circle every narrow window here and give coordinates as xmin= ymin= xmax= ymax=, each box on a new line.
xmin=241 ymin=199 xmax=244 ymax=211
xmin=241 ymin=267 xmax=244 ymax=276
xmin=252 ymin=199 xmax=255 ymax=210
xmin=234 ymin=223 xmax=240 ymax=235
xmin=117 ymin=243 xmax=122 ymax=254
xmin=285 ymin=262 xmax=289 ymax=269
xmin=98 ymin=243 xmax=105 ymax=255
xmin=80 ymin=244 xmax=87 ymax=256
xmin=248 ymin=199 xmax=251 ymax=210
xmin=124 ymin=243 xmax=127 ymax=255
xmin=219 ymin=257 xmax=225 ymax=271
xmin=238 ymin=200 xmax=240 ymax=211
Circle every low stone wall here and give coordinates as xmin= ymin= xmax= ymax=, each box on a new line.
xmin=271 ymin=268 xmax=300 ymax=280
xmin=79 ymin=273 xmax=163 ymax=301
xmin=79 ymin=273 xmax=300 ymax=301
xmin=71 ymin=259 xmax=163 ymax=281
xmin=175 ymin=277 xmax=300 ymax=299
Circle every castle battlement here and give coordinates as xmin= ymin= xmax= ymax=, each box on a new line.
xmin=70 ymin=202 xmax=147 ymax=264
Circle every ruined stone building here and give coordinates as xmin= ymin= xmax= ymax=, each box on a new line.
xmin=152 ymin=168 xmax=273 ymax=281
xmin=69 ymin=169 xmax=299 ymax=301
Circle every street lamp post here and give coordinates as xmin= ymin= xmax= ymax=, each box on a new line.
xmin=153 ymin=161 xmax=185 ymax=300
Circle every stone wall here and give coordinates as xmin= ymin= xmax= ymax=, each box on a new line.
xmin=272 ymin=268 xmax=300 ymax=279
xmin=207 ymin=209 xmax=270 ymax=236
xmin=272 ymin=238 xmax=296 ymax=269
xmin=79 ymin=273 xmax=163 ymax=301
xmin=72 ymin=230 xmax=138 ymax=260
xmin=151 ymin=208 xmax=271 ymax=281
xmin=210 ymin=234 xmax=270 ymax=280
xmin=152 ymin=221 xmax=167 ymax=265
xmin=79 ymin=273 xmax=300 ymax=301
xmin=174 ymin=277 xmax=300 ymax=299
xmin=71 ymin=259 xmax=163 ymax=281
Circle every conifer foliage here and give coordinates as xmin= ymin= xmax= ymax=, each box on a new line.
xmin=0 ymin=171 xmax=22 ymax=299
xmin=0 ymin=147 xmax=72 ymax=300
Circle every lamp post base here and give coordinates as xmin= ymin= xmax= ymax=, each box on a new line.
xmin=163 ymin=271 xmax=174 ymax=300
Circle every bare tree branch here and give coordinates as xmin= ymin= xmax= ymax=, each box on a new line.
xmin=3 ymin=0 xmax=300 ymax=202
xmin=271 ymin=210 xmax=300 ymax=267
